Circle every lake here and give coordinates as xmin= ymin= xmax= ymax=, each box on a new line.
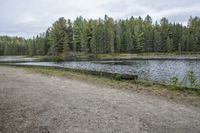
xmin=1 ymin=56 xmax=200 ymax=86
xmin=0 ymin=56 xmax=37 ymax=62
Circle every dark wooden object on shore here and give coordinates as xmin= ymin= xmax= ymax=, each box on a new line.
xmin=86 ymin=70 xmax=138 ymax=80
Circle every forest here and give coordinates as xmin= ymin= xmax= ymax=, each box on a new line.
xmin=0 ymin=15 xmax=200 ymax=56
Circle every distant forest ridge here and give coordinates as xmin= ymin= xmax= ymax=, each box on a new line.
xmin=0 ymin=15 xmax=200 ymax=56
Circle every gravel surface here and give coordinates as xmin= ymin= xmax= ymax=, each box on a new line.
xmin=0 ymin=67 xmax=200 ymax=133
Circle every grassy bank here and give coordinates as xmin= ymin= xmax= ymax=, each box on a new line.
xmin=1 ymin=64 xmax=200 ymax=107
xmin=1 ymin=63 xmax=199 ymax=92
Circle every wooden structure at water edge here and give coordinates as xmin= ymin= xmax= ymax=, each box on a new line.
xmin=86 ymin=70 xmax=138 ymax=80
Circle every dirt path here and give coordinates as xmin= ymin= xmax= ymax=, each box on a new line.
xmin=0 ymin=67 xmax=200 ymax=133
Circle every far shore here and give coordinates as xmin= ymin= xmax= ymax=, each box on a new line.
xmin=29 ymin=53 xmax=200 ymax=62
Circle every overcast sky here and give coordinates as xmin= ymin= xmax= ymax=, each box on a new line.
xmin=0 ymin=0 xmax=200 ymax=38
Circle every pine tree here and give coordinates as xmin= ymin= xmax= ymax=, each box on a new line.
xmin=133 ymin=25 xmax=144 ymax=53
xmin=49 ymin=17 xmax=68 ymax=56
xmin=160 ymin=17 xmax=169 ymax=52
xmin=144 ymin=15 xmax=154 ymax=52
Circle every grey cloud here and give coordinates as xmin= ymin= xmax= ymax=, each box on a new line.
xmin=0 ymin=0 xmax=199 ymax=38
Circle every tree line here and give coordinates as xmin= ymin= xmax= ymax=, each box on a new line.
xmin=1 ymin=15 xmax=200 ymax=56
xmin=0 ymin=36 xmax=28 ymax=55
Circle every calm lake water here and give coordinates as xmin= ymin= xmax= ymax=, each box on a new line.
xmin=0 ymin=56 xmax=37 ymax=62
xmin=1 ymin=56 xmax=200 ymax=86
xmin=14 ymin=59 xmax=200 ymax=86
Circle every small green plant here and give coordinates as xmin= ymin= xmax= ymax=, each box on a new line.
xmin=195 ymin=84 xmax=200 ymax=90
xmin=187 ymin=71 xmax=197 ymax=87
xmin=170 ymin=76 xmax=179 ymax=86
xmin=114 ymin=74 xmax=123 ymax=80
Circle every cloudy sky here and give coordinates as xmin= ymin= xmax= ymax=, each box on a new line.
xmin=0 ymin=0 xmax=200 ymax=38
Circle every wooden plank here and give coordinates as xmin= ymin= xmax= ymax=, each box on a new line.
xmin=86 ymin=70 xmax=138 ymax=80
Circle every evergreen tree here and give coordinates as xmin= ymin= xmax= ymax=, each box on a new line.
xmin=1 ymin=15 xmax=200 ymax=56
xmin=49 ymin=17 xmax=68 ymax=56
xmin=144 ymin=15 xmax=154 ymax=52
xmin=64 ymin=19 xmax=73 ymax=55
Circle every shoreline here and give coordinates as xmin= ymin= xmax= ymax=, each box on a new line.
xmin=1 ymin=63 xmax=200 ymax=90
xmin=1 ymin=64 xmax=200 ymax=108
xmin=2 ymin=53 xmax=200 ymax=62
xmin=39 ymin=53 xmax=200 ymax=61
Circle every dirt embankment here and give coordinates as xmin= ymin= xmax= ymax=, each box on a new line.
xmin=0 ymin=66 xmax=200 ymax=133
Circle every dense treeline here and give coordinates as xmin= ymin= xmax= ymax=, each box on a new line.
xmin=1 ymin=15 xmax=200 ymax=56
xmin=0 ymin=36 xmax=28 ymax=55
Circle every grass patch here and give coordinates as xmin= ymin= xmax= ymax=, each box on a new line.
xmin=2 ymin=63 xmax=200 ymax=107
xmin=1 ymin=63 xmax=199 ymax=95
xmin=2 ymin=64 xmax=200 ymax=106
xmin=1 ymin=63 xmax=200 ymax=108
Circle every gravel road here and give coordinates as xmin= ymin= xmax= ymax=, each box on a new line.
xmin=0 ymin=67 xmax=200 ymax=133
